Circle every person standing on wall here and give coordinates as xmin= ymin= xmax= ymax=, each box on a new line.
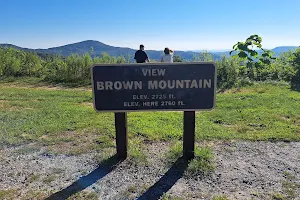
xmin=134 ymin=44 xmax=150 ymax=63
xmin=161 ymin=47 xmax=174 ymax=63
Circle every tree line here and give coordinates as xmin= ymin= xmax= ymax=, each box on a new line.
xmin=0 ymin=35 xmax=299 ymax=90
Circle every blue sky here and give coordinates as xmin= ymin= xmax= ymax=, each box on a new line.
xmin=1 ymin=0 xmax=300 ymax=51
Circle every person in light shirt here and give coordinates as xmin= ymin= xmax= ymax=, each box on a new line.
xmin=161 ymin=47 xmax=174 ymax=63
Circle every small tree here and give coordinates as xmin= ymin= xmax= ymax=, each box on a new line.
xmin=89 ymin=46 xmax=94 ymax=56
xmin=173 ymin=55 xmax=183 ymax=62
xmin=199 ymin=51 xmax=213 ymax=62
xmin=230 ymin=34 xmax=276 ymax=80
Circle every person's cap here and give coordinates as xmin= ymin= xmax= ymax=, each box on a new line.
xmin=140 ymin=44 xmax=144 ymax=48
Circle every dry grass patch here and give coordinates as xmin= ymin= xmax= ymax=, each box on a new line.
xmin=1 ymin=81 xmax=91 ymax=92
xmin=80 ymin=102 xmax=93 ymax=108
xmin=0 ymin=101 xmax=34 ymax=111
xmin=228 ymin=88 xmax=252 ymax=94
xmin=67 ymin=191 xmax=98 ymax=200
xmin=40 ymin=130 xmax=106 ymax=155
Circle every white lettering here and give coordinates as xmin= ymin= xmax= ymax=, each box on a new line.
xmin=124 ymin=102 xmax=139 ymax=107
xmin=148 ymin=81 xmax=158 ymax=89
xmin=204 ymin=79 xmax=211 ymax=88
xmin=190 ymin=80 xmax=198 ymax=88
xmin=123 ymin=81 xmax=133 ymax=89
xmin=114 ymin=81 xmax=122 ymax=90
xmin=142 ymin=69 xmax=166 ymax=76
xmin=134 ymin=81 xmax=143 ymax=89
xmin=184 ymin=80 xmax=191 ymax=88
xmin=105 ymin=81 xmax=113 ymax=90
xmin=98 ymin=79 xmax=212 ymax=90
xmin=143 ymin=101 xmax=158 ymax=106
xmin=97 ymin=81 xmax=143 ymax=90
xmin=142 ymin=69 xmax=149 ymax=76
xmin=199 ymin=79 xmax=203 ymax=88
xmin=133 ymin=95 xmax=148 ymax=100
xmin=176 ymin=80 xmax=184 ymax=88
xmin=158 ymin=80 xmax=167 ymax=89
xmin=157 ymin=69 xmax=166 ymax=76
xmin=97 ymin=82 xmax=104 ymax=90
xmin=167 ymin=80 xmax=175 ymax=89
xmin=152 ymin=69 xmax=157 ymax=76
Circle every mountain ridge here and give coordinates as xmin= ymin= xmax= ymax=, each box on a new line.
xmin=0 ymin=40 xmax=298 ymax=61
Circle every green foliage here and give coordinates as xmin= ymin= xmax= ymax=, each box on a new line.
xmin=0 ymin=47 xmax=43 ymax=77
xmin=275 ymin=51 xmax=297 ymax=81
xmin=230 ymin=34 xmax=276 ymax=63
xmin=165 ymin=141 xmax=183 ymax=165
xmin=271 ymin=193 xmax=286 ymax=200
xmin=199 ymin=51 xmax=213 ymax=61
xmin=0 ymin=189 xmax=16 ymax=199
xmin=212 ymin=195 xmax=230 ymax=200
xmin=193 ymin=51 xmax=214 ymax=62
xmin=44 ymin=56 xmax=68 ymax=82
xmin=216 ymin=56 xmax=238 ymax=89
xmin=281 ymin=171 xmax=300 ymax=199
xmin=67 ymin=191 xmax=98 ymax=200
xmin=128 ymin=138 xmax=147 ymax=165
xmin=230 ymin=34 xmax=277 ymax=80
xmin=290 ymin=47 xmax=300 ymax=91
xmin=0 ymin=47 xmax=128 ymax=84
xmin=185 ymin=146 xmax=215 ymax=177
xmin=1 ymin=42 xmax=300 ymax=90
xmin=173 ymin=55 xmax=183 ymax=62
xmin=160 ymin=193 xmax=184 ymax=200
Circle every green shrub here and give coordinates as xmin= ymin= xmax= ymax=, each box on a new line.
xmin=216 ymin=56 xmax=238 ymax=89
xmin=1 ymin=45 xmax=299 ymax=89
xmin=290 ymin=48 xmax=300 ymax=91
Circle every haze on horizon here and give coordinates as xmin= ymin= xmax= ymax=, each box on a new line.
xmin=1 ymin=0 xmax=300 ymax=51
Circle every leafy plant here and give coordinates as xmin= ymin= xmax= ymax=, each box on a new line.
xmin=230 ymin=34 xmax=276 ymax=80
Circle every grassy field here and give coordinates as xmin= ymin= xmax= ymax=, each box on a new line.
xmin=1 ymin=78 xmax=300 ymax=151
xmin=1 ymin=78 xmax=300 ymax=199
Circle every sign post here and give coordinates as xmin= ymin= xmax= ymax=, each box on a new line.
xmin=91 ymin=62 xmax=216 ymax=160
xmin=115 ymin=112 xmax=127 ymax=159
xmin=183 ymin=111 xmax=195 ymax=160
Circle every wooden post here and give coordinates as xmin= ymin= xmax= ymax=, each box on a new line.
xmin=183 ymin=111 xmax=195 ymax=160
xmin=115 ymin=112 xmax=128 ymax=159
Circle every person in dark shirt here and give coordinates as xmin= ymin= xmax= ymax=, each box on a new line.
xmin=134 ymin=44 xmax=150 ymax=63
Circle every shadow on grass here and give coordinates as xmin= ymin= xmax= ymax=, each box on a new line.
xmin=45 ymin=154 xmax=123 ymax=200
xmin=137 ymin=157 xmax=188 ymax=200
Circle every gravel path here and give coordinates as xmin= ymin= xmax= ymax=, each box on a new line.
xmin=0 ymin=141 xmax=300 ymax=200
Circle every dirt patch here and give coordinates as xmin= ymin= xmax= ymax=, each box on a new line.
xmin=280 ymin=115 xmax=292 ymax=121
xmin=40 ymin=131 xmax=100 ymax=155
xmin=219 ymin=88 xmax=255 ymax=94
xmin=0 ymin=141 xmax=300 ymax=200
xmin=81 ymin=102 xmax=93 ymax=108
xmin=0 ymin=104 xmax=34 ymax=111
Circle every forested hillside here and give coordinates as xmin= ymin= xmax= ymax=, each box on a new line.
xmin=1 ymin=35 xmax=300 ymax=91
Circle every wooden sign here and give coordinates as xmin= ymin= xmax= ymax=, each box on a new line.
xmin=91 ymin=62 xmax=216 ymax=112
